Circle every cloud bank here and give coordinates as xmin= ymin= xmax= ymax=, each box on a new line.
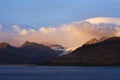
xmin=0 ymin=17 xmax=120 ymax=49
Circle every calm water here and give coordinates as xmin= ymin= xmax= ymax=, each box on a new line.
xmin=0 ymin=66 xmax=120 ymax=80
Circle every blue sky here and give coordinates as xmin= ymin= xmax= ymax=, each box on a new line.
xmin=0 ymin=0 xmax=120 ymax=28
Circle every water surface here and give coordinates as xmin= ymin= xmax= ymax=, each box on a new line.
xmin=0 ymin=66 xmax=120 ymax=80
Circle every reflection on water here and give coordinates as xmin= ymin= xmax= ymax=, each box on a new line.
xmin=0 ymin=66 xmax=120 ymax=80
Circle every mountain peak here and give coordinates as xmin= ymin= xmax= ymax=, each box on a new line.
xmin=21 ymin=41 xmax=41 ymax=47
xmin=84 ymin=38 xmax=98 ymax=45
xmin=0 ymin=42 xmax=12 ymax=48
xmin=85 ymin=17 xmax=120 ymax=25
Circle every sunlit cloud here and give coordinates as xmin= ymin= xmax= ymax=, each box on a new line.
xmin=0 ymin=17 xmax=120 ymax=49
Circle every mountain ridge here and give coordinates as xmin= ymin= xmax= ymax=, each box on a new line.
xmin=0 ymin=41 xmax=62 ymax=64
xmin=40 ymin=37 xmax=120 ymax=66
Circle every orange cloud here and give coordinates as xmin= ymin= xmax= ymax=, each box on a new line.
xmin=0 ymin=17 xmax=120 ymax=49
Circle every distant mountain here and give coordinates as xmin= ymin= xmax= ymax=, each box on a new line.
xmin=47 ymin=44 xmax=76 ymax=56
xmin=84 ymin=38 xmax=98 ymax=45
xmin=0 ymin=42 xmax=13 ymax=48
xmin=40 ymin=37 xmax=120 ymax=66
xmin=48 ymin=44 xmax=65 ymax=50
xmin=0 ymin=41 xmax=61 ymax=64
xmin=19 ymin=41 xmax=61 ymax=63
xmin=0 ymin=42 xmax=32 ymax=64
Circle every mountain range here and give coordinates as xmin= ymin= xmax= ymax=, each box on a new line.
xmin=0 ymin=17 xmax=120 ymax=66
xmin=1 ymin=36 xmax=120 ymax=66
xmin=40 ymin=37 xmax=120 ymax=66
xmin=0 ymin=41 xmax=63 ymax=64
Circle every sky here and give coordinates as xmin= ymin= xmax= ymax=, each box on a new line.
xmin=1 ymin=0 xmax=120 ymax=49
xmin=0 ymin=0 xmax=120 ymax=28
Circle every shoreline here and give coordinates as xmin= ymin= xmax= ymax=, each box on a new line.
xmin=0 ymin=64 xmax=120 ymax=67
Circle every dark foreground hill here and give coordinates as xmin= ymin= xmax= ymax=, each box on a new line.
xmin=40 ymin=37 xmax=120 ymax=66
xmin=0 ymin=41 xmax=61 ymax=64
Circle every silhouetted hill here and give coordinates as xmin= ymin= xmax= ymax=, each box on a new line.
xmin=19 ymin=41 xmax=61 ymax=63
xmin=0 ymin=42 xmax=13 ymax=48
xmin=40 ymin=37 xmax=120 ymax=66
xmin=0 ymin=41 xmax=61 ymax=64
xmin=0 ymin=42 xmax=32 ymax=64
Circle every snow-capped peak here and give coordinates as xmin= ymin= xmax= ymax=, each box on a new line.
xmin=85 ymin=17 xmax=120 ymax=25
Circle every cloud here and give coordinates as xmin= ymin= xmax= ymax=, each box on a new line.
xmin=0 ymin=25 xmax=2 ymax=29
xmin=0 ymin=17 xmax=120 ymax=49
xmin=12 ymin=25 xmax=21 ymax=32
xmin=86 ymin=17 xmax=120 ymax=25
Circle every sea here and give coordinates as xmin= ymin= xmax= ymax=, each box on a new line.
xmin=0 ymin=66 xmax=120 ymax=80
